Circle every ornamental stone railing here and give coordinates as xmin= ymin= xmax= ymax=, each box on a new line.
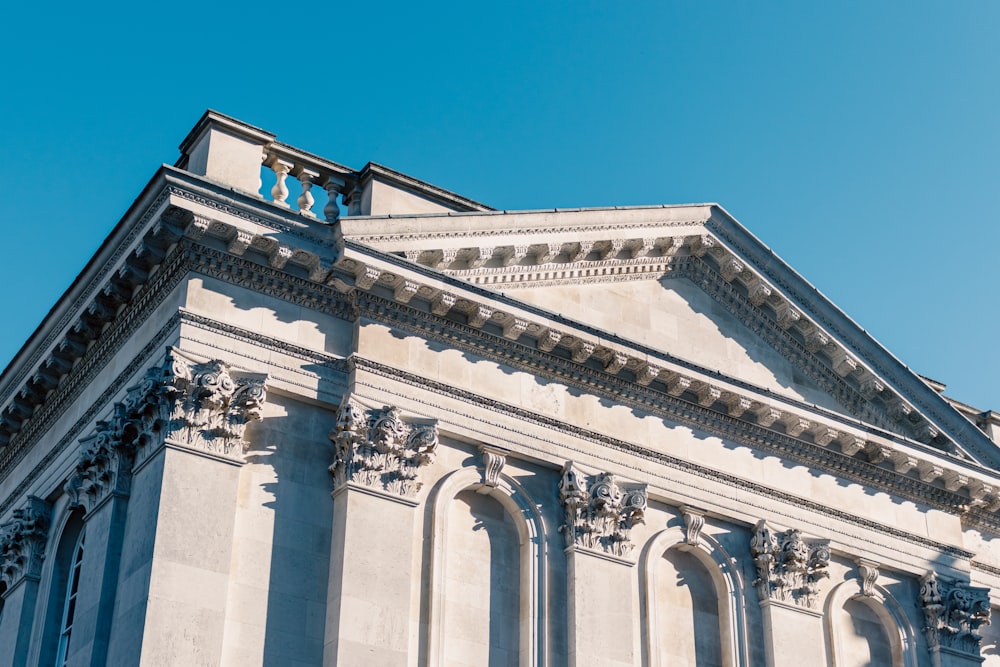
xmin=558 ymin=461 xmax=647 ymax=559
xmin=328 ymin=396 xmax=439 ymax=499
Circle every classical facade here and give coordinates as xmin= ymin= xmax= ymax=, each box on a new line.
xmin=1 ymin=110 xmax=1000 ymax=667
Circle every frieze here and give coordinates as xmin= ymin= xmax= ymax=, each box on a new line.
xmin=750 ymin=520 xmax=831 ymax=608
xmin=328 ymin=396 xmax=439 ymax=498
xmin=354 ymin=293 xmax=985 ymax=521
xmin=353 ymin=355 xmax=978 ymax=559
xmin=0 ymin=496 xmax=49 ymax=588
xmin=919 ymin=571 xmax=991 ymax=656
xmin=558 ymin=462 xmax=647 ymax=559
xmin=347 ymin=214 xmax=709 ymax=245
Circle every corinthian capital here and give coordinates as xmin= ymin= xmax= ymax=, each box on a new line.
xmin=558 ymin=461 xmax=647 ymax=560
xmin=66 ymin=351 xmax=268 ymax=513
xmin=0 ymin=496 xmax=50 ymax=589
xmin=328 ymin=396 xmax=439 ymax=498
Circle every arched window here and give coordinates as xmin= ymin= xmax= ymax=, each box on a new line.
xmin=55 ymin=531 xmax=86 ymax=667
xmin=38 ymin=509 xmax=85 ymax=667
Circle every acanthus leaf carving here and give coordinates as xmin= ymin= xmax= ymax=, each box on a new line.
xmin=750 ymin=520 xmax=830 ymax=608
xmin=558 ymin=461 xmax=647 ymax=559
xmin=329 ymin=396 xmax=439 ymax=498
xmin=0 ymin=496 xmax=50 ymax=588
xmin=919 ymin=571 xmax=991 ymax=656
xmin=65 ymin=350 xmax=267 ymax=513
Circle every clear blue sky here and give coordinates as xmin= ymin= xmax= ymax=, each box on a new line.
xmin=2 ymin=2 xmax=998 ymax=410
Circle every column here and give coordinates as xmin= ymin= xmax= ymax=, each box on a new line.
xmin=749 ymin=520 xmax=831 ymax=667
xmin=0 ymin=497 xmax=50 ymax=667
xmin=559 ymin=462 xmax=647 ymax=667
xmin=323 ymin=397 xmax=439 ymax=666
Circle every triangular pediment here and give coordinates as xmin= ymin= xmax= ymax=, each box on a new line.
xmin=514 ymin=275 xmax=843 ymax=413
xmin=341 ymin=205 xmax=1000 ymax=469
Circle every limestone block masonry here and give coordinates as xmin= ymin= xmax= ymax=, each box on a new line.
xmin=2 ymin=109 xmax=1000 ymax=666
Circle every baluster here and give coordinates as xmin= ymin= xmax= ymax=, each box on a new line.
xmin=344 ymin=184 xmax=363 ymax=216
xmin=297 ymin=169 xmax=319 ymax=217
xmin=324 ymin=176 xmax=345 ymax=222
xmin=270 ymin=159 xmax=292 ymax=208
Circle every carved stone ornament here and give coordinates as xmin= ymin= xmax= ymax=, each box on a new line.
xmin=750 ymin=520 xmax=830 ymax=608
xmin=855 ymin=558 xmax=879 ymax=597
xmin=328 ymin=397 xmax=439 ymax=498
xmin=0 ymin=496 xmax=50 ymax=588
xmin=479 ymin=445 xmax=507 ymax=488
xmin=558 ymin=461 xmax=647 ymax=559
xmin=919 ymin=571 xmax=992 ymax=656
xmin=682 ymin=507 xmax=706 ymax=547
xmin=65 ymin=350 xmax=267 ymax=512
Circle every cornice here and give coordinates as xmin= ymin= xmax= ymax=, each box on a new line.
xmin=351 ymin=355 xmax=976 ymax=560
xmin=349 ymin=291 xmax=1000 ymax=528
xmin=344 ymin=221 xmax=986 ymax=465
xmin=5 ymin=182 xmax=999 ymax=536
xmin=704 ymin=208 xmax=1000 ymax=467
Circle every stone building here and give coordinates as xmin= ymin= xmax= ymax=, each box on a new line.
xmin=1 ymin=110 xmax=999 ymax=667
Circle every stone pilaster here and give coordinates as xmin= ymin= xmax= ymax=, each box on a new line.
xmin=559 ymin=462 xmax=647 ymax=667
xmin=324 ymin=396 xmax=438 ymax=666
xmin=750 ymin=519 xmax=831 ymax=667
xmin=0 ymin=496 xmax=50 ymax=667
xmin=78 ymin=349 xmax=267 ymax=666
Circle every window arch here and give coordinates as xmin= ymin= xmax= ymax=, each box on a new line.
xmin=55 ymin=530 xmax=86 ymax=667
xmin=37 ymin=508 xmax=86 ymax=667
xmin=825 ymin=580 xmax=916 ymax=667
xmin=641 ymin=525 xmax=748 ymax=667
xmin=427 ymin=465 xmax=546 ymax=667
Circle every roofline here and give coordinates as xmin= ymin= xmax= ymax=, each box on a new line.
xmin=0 ymin=165 xmax=173 ymax=397
xmin=705 ymin=203 xmax=999 ymax=462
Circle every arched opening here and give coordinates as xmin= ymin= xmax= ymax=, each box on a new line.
xmin=832 ymin=597 xmax=897 ymax=667
xmin=0 ymin=580 xmax=7 ymax=624
xmin=442 ymin=490 xmax=521 ymax=666
xmin=38 ymin=509 xmax=86 ymax=667
xmin=654 ymin=547 xmax=724 ymax=667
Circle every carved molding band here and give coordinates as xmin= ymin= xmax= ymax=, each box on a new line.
xmin=329 ymin=397 xmax=439 ymax=498
xmin=559 ymin=461 xmax=647 ymax=559
xmin=0 ymin=496 xmax=49 ymax=589
xmin=65 ymin=350 xmax=267 ymax=512
xmin=750 ymin=520 xmax=830 ymax=608
xmin=919 ymin=571 xmax=992 ymax=656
